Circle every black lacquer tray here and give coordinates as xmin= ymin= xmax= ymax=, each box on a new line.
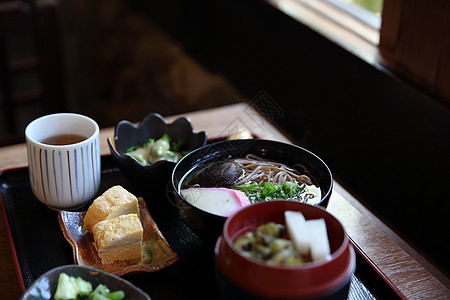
xmin=0 ymin=155 xmax=403 ymax=299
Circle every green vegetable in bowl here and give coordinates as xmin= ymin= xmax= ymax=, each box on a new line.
xmin=233 ymin=181 xmax=306 ymax=203
xmin=54 ymin=273 xmax=92 ymax=299
xmin=54 ymin=273 xmax=125 ymax=300
xmin=124 ymin=134 xmax=188 ymax=165
xmin=233 ymin=222 xmax=304 ymax=266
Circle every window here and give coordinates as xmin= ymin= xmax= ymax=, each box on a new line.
xmin=269 ymin=0 xmax=382 ymax=63
xmin=268 ymin=0 xmax=450 ymax=106
xmin=340 ymin=0 xmax=383 ymax=16
xmin=323 ymin=0 xmax=382 ymax=29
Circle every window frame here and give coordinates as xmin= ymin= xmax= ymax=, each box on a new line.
xmin=267 ymin=0 xmax=450 ymax=107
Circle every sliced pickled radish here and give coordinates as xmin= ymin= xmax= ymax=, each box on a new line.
xmin=285 ymin=210 xmax=331 ymax=262
xmin=306 ymin=218 xmax=331 ymax=262
xmin=284 ymin=211 xmax=310 ymax=256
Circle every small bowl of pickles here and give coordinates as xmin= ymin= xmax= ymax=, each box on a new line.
xmin=20 ymin=265 xmax=150 ymax=300
xmin=214 ymin=200 xmax=356 ymax=300
xmin=107 ymin=113 xmax=207 ymax=193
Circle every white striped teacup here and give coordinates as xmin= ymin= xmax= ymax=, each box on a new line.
xmin=25 ymin=113 xmax=101 ymax=210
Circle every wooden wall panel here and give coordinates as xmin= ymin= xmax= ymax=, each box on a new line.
xmin=379 ymin=0 xmax=401 ymax=52
xmin=436 ymin=5 xmax=450 ymax=102
xmin=381 ymin=0 xmax=450 ymax=105
xmin=395 ymin=0 xmax=449 ymax=87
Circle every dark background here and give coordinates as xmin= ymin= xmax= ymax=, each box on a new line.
xmin=1 ymin=0 xmax=449 ymax=277
xmin=128 ymin=0 xmax=450 ymax=276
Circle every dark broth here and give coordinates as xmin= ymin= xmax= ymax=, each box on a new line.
xmin=181 ymin=160 xmax=218 ymax=189
xmin=40 ymin=133 xmax=88 ymax=145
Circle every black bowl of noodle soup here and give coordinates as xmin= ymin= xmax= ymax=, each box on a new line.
xmin=170 ymin=139 xmax=333 ymax=245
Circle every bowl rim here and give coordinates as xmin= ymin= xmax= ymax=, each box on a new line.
xmin=171 ymin=138 xmax=333 ymax=216
xmin=214 ymin=200 xmax=356 ymax=298
xmin=220 ymin=200 xmax=349 ymax=270
xmin=107 ymin=112 xmax=207 ymax=170
xmin=20 ymin=264 xmax=151 ymax=300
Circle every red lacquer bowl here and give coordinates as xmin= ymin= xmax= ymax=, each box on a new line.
xmin=214 ymin=200 xmax=356 ymax=299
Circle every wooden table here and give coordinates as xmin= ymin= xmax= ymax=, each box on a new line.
xmin=0 ymin=103 xmax=448 ymax=299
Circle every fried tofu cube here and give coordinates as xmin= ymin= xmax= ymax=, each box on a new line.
xmin=84 ymin=185 xmax=139 ymax=233
xmin=92 ymin=213 xmax=143 ymax=264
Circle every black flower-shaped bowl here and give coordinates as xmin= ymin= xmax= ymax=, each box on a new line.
xmin=20 ymin=264 xmax=151 ymax=300
xmin=108 ymin=113 xmax=207 ymax=193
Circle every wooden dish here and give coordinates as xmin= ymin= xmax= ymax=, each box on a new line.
xmin=58 ymin=197 xmax=179 ymax=276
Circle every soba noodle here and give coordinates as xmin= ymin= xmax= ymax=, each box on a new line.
xmin=181 ymin=154 xmax=321 ymax=206
xmin=233 ymin=154 xmax=313 ymax=186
